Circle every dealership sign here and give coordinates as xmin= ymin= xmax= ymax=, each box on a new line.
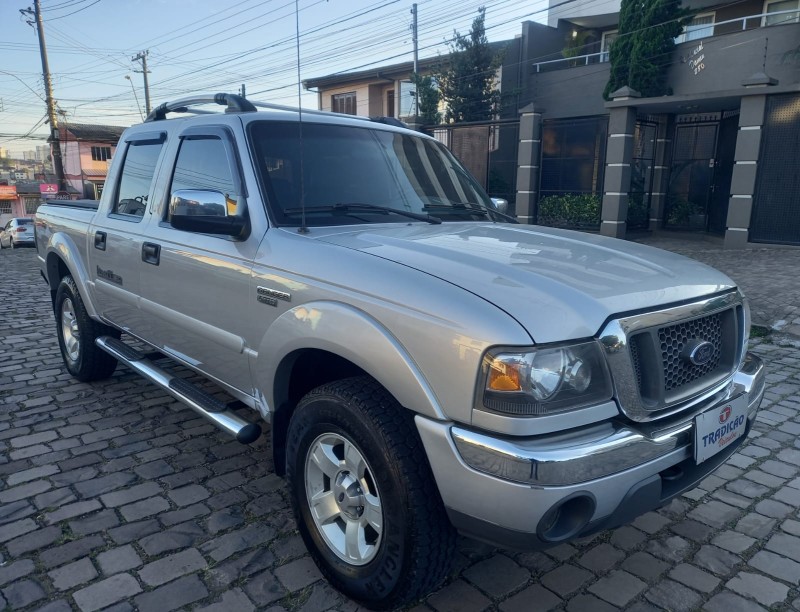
xmin=40 ymin=184 xmax=58 ymax=196
xmin=0 ymin=185 xmax=17 ymax=200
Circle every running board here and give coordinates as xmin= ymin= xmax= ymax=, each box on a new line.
xmin=96 ymin=336 xmax=261 ymax=444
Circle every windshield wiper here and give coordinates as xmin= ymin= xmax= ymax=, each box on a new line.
xmin=284 ymin=203 xmax=441 ymax=225
xmin=422 ymin=201 xmax=518 ymax=223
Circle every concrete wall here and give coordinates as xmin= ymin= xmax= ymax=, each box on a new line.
xmin=530 ymin=63 xmax=611 ymax=119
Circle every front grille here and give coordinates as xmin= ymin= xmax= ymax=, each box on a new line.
xmin=659 ymin=313 xmax=722 ymax=392
xmin=600 ymin=293 xmax=744 ymax=422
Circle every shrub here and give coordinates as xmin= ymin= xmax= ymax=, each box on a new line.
xmin=537 ymin=194 xmax=601 ymax=229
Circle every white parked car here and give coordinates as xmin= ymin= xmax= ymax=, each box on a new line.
xmin=0 ymin=217 xmax=35 ymax=248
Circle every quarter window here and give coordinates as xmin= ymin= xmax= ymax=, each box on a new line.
xmin=113 ymin=141 xmax=163 ymax=218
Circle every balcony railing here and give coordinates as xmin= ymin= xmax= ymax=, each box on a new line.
xmin=532 ymin=9 xmax=800 ymax=73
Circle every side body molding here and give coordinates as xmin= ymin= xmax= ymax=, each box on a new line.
xmin=255 ymin=301 xmax=446 ymax=421
xmin=45 ymin=232 xmax=99 ymax=319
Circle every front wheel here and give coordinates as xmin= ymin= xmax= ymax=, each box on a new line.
xmin=55 ymin=275 xmax=119 ymax=381
xmin=286 ymin=377 xmax=456 ymax=609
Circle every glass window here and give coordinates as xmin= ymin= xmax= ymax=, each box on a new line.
xmin=113 ymin=141 xmax=163 ymax=218
xmin=675 ymin=13 xmax=715 ymax=43
xmin=168 ymin=137 xmax=238 ymax=220
xmin=24 ymin=197 xmax=41 ymax=215
xmin=91 ymin=146 xmax=112 ymax=161
xmin=764 ymin=0 xmax=799 ymax=25
xmin=601 ymin=30 xmax=617 ymax=62
xmin=332 ymin=92 xmax=357 ymax=115
xmin=249 ymin=121 xmax=494 ymax=227
xmin=540 ymin=117 xmax=608 ymax=198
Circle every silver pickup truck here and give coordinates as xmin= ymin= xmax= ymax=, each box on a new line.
xmin=36 ymin=93 xmax=765 ymax=610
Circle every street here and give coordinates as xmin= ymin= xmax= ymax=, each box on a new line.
xmin=1 ymin=245 xmax=800 ymax=612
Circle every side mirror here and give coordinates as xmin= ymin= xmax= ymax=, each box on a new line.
xmin=490 ymin=197 xmax=509 ymax=214
xmin=169 ymin=189 xmax=248 ymax=238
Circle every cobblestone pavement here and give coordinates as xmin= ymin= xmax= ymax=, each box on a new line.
xmin=2 ymin=246 xmax=800 ymax=612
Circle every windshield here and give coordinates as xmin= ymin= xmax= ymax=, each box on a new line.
xmin=16 ymin=219 xmax=33 ymax=225
xmin=249 ymin=121 xmax=497 ymax=226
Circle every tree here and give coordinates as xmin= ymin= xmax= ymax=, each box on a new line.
xmin=436 ymin=8 xmax=503 ymax=123
xmin=411 ymin=73 xmax=441 ymax=125
xmin=604 ymin=0 xmax=691 ymax=99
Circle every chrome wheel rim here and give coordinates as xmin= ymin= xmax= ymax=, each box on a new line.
xmin=61 ymin=298 xmax=80 ymax=363
xmin=305 ymin=432 xmax=383 ymax=565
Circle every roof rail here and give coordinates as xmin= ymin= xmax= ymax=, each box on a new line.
xmin=145 ymin=93 xmax=257 ymax=122
xmin=143 ymin=93 xmax=410 ymax=129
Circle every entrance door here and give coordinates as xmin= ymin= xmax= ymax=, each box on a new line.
xmin=665 ymin=123 xmax=718 ymax=230
xmin=707 ymin=115 xmax=737 ymax=234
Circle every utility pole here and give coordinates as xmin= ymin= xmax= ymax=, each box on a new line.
xmin=411 ymin=3 xmax=419 ymax=118
xmin=132 ymin=50 xmax=151 ymax=115
xmin=21 ymin=0 xmax=66 ymax=191
xmin=239 ymin=83 xmax=246 ymax=98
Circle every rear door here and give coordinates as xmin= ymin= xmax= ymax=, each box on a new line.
xmin=135 ymin=123 xmax=263 ymax=395
xmin=87 ymin=131 xmax=166 ymax=330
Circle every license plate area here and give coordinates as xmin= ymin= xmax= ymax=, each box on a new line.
xmin=694 ymin=394 xmax=749 ymax=464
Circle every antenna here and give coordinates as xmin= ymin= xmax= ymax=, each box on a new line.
xmin=295 ymin=0 xmax=309 ymax=234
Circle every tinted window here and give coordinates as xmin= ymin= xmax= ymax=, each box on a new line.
xmin=113 ymin=141 xmax=163 ymax=217
xmin=17 ymin=219 xmax=33 ymax=225
xmin=168 ymin=137 xmax=238 ymax=220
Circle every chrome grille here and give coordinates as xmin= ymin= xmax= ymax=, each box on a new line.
xmin=599 ymin=292 xmax=744 ymax=423
xmin=658 ymin=313 xmax=722 ymax=391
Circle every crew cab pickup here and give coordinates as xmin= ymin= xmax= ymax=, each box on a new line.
xmin=36 ymin=93 xmax=766 ymax=610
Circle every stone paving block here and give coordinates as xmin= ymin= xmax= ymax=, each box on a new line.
xmin=167 ymin=484 xmax=210 ymax=506
xmin=712 ymin=530 xmax=757 ymax=554
xmin=44 ymin=500 xmax=102 ymax=524
xmin=644 ymin=579 xmax=702 ymax=612
xmin=139 ymin=521 xmax=205 ymax=556
xmin=711 ymin=489 xmax=751 ymax=509
xmin=133 ymin=574 xmax=209 ymax=612
xmin=426 ymin=579 xmax=491 ymax=612
xmin=687 ymin=500 xmax=742 ymax=528
xmin=5 ymin=525 xmax=61 ymax=557
xmin=107 ymin=519 xmax=160 ymax=545
xmin=621 ymin=551 xmax=669 ymax=580
xmin=6 ymin=464 xmax=59 ymax=487
xmin=0 ymin=479 xmax=52 ymax=504
xmin=773 ymin=486 xmax=800 ymax=507
xmin=35 ymin=600 xmax=72 ymax=612
xmin=69 ymin=509 xmax=120 ymax=536
xmin=194 ymin=588 xmax=255 ymax=612
xmin=40 ymin=535 xmax=105 ymax=569
xmin=588 ymin=570 xmax=647 ymax=607
xmin=726 ymin=478 xmax=770 ymax=498
xmin=137 ymin=548 xmax=207 ymax=587
xmin=0 ymin=559 xmax=35 ymax=587
xmin=274 ymin=556 xmax=323 ymax=592
xmin=726 ymin=571 xmax=789 ymax=606
xmin=74 ymin=472 xmax=137 ymax=499
xmin=99 ymin=482 xmax=161 ymax=508
xmin=34 ymin=486 xmax=78 ymax=510
xmin=242 ymin=569 xmax=288 ymax=607
xmin=0 ymin=518 xmax=37 ymax=543
xmin=206 ymin=506 xmax=245 ymax=534
xmin=0 ymin=500 xmax=34 ymax=527
xmin=765 ymin=532 xmax=800 ymax=563
xmin=669 ymin=563 xmax=720 ymax=593
xmin=610 ymin=525 xmax=646 ymax=550
xmin=72 ymin=573 xmax=142 ymax=612
xmin=735 ymin=512 xmax=777 ymax=539
xmin=133 ymin=459 xmax=174 ymax=479
xmin=10 ymin=431 xmax=57 ymax=448
xmin=759 ymin=459 xmax=798 ymax=478
xmin=463 ymin=554 xmax=530 ymax=598
xmin=1 ymin=578 xmax=46 ymax=608
xmin=159 ymin=502 xmax=210 ymax=527
xmin=48 ymin=558 xmax=98 ymax=591
xmin=96 ymin=545 xmax=142 ymax=575
xmin=119 ymin=495 xmax=170 ymax=522
xmin=646 ymin=535 xmax=691 ymax=563
xmin=200 ymin=523 xmax=276 ymax=562
xmin=499 ymin=584 xmax=561 ymax=612
xmin=632 ymin=511 xmax=671 ymax=534
xmin=694 ymin=545 xmax=741 ymax=576
xmin=755 ymin=498 xmax=794 ymax=519
xmin=540 ymin=564 xmax=593 ymax=598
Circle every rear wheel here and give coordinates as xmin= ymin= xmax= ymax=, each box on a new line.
xmin=55 ymin=275 xmax=119 ymax=381
xmin=286 ymin=376 xmax=456 ymax=610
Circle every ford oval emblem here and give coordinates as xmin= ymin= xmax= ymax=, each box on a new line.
xmin=681 ymin=339 xmax=715 ymax=366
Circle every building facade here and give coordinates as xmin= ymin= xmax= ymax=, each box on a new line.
xmin=513 ymin=0 xmax=800 ymax=246
xmin=58 ymin=124 xmax=126 ymax=199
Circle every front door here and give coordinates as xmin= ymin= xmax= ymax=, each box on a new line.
xmin=665 ymin=122 xmax=718 ymax=230
xmin=707 ymin=115 xmax=738 ymax=234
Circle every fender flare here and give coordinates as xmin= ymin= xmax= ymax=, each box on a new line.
xmin=45 ymin=232 xmax=99 ymax=319
xmin=255 ymin=301 xmax=446 ymax=421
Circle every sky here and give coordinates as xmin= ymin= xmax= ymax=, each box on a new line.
xmin=0 ymin=0 xmax=555 ymax=156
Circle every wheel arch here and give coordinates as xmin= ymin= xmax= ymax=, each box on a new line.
xmin=45 ymin=234 xmax=99 ymax=318
xmin=256 ymin=301 xmax=446 ymax=476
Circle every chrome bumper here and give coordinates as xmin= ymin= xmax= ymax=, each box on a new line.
xmin=452 ymin=352 xmax=765 ymax=487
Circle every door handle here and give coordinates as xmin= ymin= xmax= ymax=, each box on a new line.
xmin=94 ymin=231 xmax=106 ymax=251
xmin=142 ymin=242 xmax=161 ymax=265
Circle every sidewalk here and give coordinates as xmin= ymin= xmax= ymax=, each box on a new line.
xmin=632 ymin=232 xmax=800 ymax=338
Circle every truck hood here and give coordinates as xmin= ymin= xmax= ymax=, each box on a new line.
xmin=311 ymin=223 xmax=736 ymax=343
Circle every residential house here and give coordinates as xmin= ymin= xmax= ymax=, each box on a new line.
xmin=58 ymin=124 xmax=126 ymax=199
xmin=511 ymin=0 xmax=800 ymax=246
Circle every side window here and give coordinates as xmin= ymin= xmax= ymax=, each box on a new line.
xmin=113 ymin=141 xmax=163 ymax=218
xmin=168 ymin=137 xmax=238 ymax=221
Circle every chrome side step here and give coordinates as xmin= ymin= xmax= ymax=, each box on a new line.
xmin=96 ymin=336 xmax=261 ymax=444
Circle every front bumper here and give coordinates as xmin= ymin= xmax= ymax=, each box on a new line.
xmin=416 ymin=352 xmax=765 ymax=550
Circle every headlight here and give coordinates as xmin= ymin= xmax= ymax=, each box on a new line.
xmin=479 ymin=341 xmax=613 ymax=417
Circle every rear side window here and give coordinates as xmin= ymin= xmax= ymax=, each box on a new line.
xmin=113 ymin=141 xmax=163 ymax=218
xmin=17 ymin=219 xmax=33 ymax=225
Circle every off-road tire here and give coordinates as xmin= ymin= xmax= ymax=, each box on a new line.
xmin=55 ymin=275 xmax=119 ymax=381
xmin=286 ymin=376 xmax=457 ymax=609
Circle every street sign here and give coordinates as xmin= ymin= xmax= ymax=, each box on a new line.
xmin=53 ymin=191 xmax=71 ymax=201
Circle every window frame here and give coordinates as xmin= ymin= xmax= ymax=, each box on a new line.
xmin=108 ymin=130 xmax=166 ymax=223
xmin=762 ymin=0 xmax=800 ymax=25
xmin=675 ymin=12 xmax=715 ymax=44
xmin=331 ymin=92 xmax=357 ymax=115
xmin=91 ymin=146 xmax=112 ymax=162
xmin=600 ymin=29 xmax=618 ymax=62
